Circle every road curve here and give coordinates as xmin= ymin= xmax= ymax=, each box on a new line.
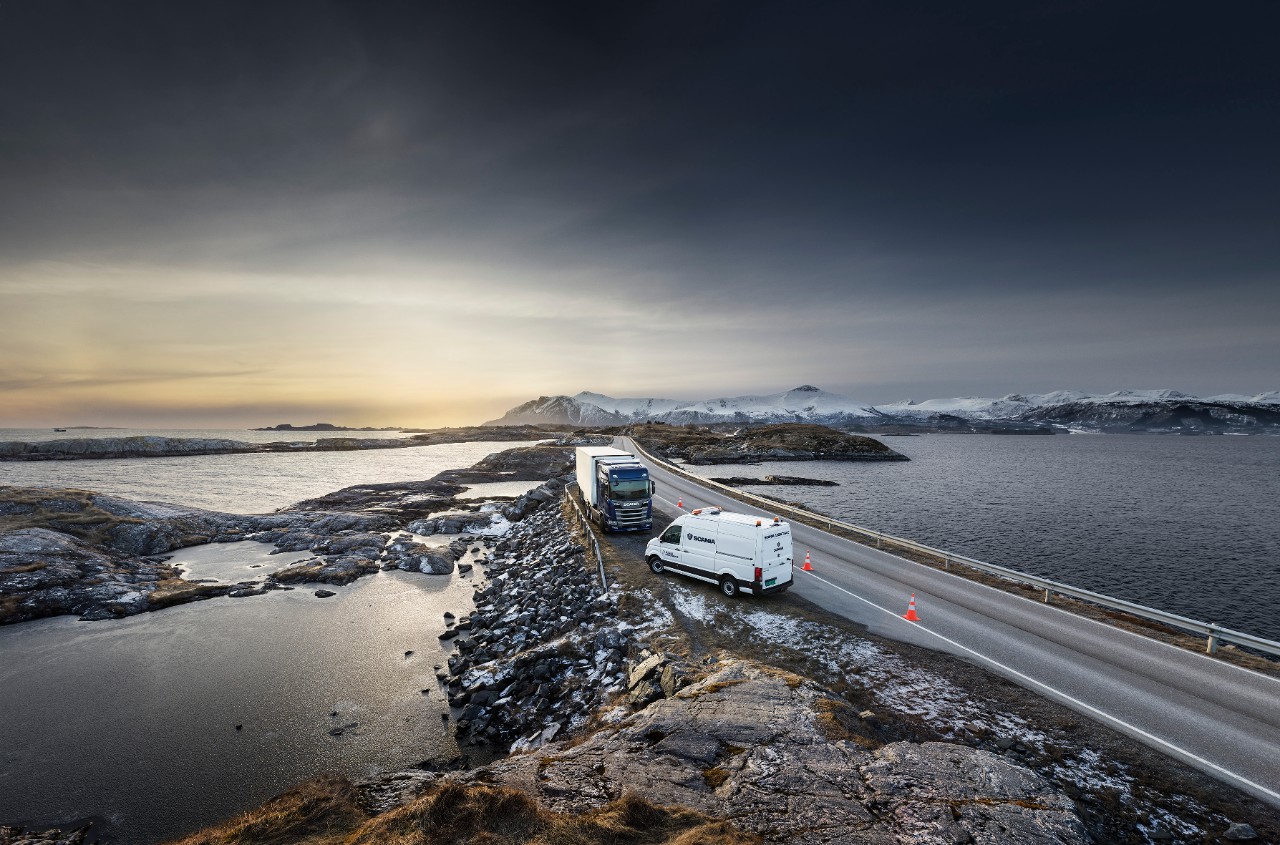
xmin=618 ymin=437 xmax=1280 ymax=809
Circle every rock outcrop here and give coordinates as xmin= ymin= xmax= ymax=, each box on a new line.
xmin=471 ymin=661 xmax=1089 ymax=845
xmin=0 ymin=443 xmax=581 ymax=625
xmin=709 ymin=475 xmax=840 ymax=487
xmin=0 ymin=426 xmax=569 ymax=462
xmin=632 ymin=423 xmax=907 ymax=464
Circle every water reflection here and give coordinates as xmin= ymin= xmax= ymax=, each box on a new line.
xmin=0 ymin=544 xmax=481 ymax=844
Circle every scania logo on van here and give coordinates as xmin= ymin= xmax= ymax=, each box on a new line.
xmin=686 ymin=532 xmax=715 ymax=545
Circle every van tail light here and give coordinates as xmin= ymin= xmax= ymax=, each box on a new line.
xmin=754 ymin=566 xmax=762 ymax=583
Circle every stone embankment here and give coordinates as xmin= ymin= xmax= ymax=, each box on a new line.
xmin=437 ymin=494 xmax=631 ymax=752
xmin=0 ymin=443 xmax=586 ymax=625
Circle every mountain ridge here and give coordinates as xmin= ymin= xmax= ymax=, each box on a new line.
xmin=486 ymin=386 xmax=1280 ymax=433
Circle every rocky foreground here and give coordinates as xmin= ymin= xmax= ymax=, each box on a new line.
xmin=4 ymin=440 xmax=1274 ymax=845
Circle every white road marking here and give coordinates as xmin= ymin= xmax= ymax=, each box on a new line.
xmin=799 ymin=569 xmax=1280 ymax=804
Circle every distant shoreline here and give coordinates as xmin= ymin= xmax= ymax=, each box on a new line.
xmin=0 ymin=426 xmax=571 ymax=462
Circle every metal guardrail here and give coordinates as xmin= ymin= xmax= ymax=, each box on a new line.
xmin=565 ymin=482 xmax=608 ymax=595
xmin=625 ymin=437 xmax=1280 ymax=659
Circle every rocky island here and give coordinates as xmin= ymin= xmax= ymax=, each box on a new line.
xmin=622 ymin=422 xmax=908 ymax=465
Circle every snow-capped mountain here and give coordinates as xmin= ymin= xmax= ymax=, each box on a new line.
xmin=652 ymin=385 xmax=879 ymax=425
xmin=487 ymin=385 xmax=879 ymax=426
xmin=486 ymin=386 xmax=1280 ymax=432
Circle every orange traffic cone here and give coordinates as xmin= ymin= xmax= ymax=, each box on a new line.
xmin=903 ymin=594 xmax=920 ymax=622
xmin=676 ymin=497 xmax=683 ymax=509
xmin=801 ymin=550 xmax=813 ymax=571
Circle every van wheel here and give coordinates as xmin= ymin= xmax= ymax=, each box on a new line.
xmin=719 ymin=576 xmax=739 ymax=598
xmin=648 ymin=556 xmax=665 ymax=575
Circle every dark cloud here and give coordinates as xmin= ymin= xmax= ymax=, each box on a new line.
xmin=1 ymin=0 xmax=1278 ymax=414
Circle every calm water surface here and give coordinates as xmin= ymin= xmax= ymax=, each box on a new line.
xmin=685 ymin=434 xmax=1280 ymax=641
xmin=0 ymin=562 xmax=481 ymax=844
xmin=0 ymin=439 xmax=528 ymax=842
xmin=0 ymin=439 xmax=542 ymax=512
xmin=0 ymin=427 xmax=412 ymax=444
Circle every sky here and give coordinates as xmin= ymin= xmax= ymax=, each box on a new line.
xmin=2 ymin=1 xmax=1278 ymax=427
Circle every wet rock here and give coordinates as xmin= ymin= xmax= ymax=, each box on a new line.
xmin=628 ymin=653 xmax=665 ymax=689
xmin=0 ymin=824 xmax=93 ymax=845
xmin=710 ymin=475 xmax=840 ymax=487
xmin=1224 ymin=823 xmax=1258 ymax=841
xmin=474 ymin=662 xmax=1086 ymax=845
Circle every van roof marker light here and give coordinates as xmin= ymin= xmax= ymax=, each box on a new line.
xmin=756 ymin=519 xmax=762 ymax=526
xmin=692 ymin=508 xmax=702 ymax=515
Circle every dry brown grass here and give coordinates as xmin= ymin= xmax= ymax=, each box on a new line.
xmin=700 ymin=767 xmax=729 ymax=789
xmin=812 ymin=697 xmax=879 ymax=748
xmin=2 ymin=561 xmax=47 ymax=573
xmin=147 ymin=578 xmax=226 ymax=609
xmin=165 ymin=778 xmax=760 ymax=845
xmin=165 ymin=774 xmax=367 ymax=845
xmin=0 ymin=486 xmax=143 ymax=547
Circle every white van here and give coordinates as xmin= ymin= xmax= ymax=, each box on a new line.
xmin=644 ymin=507 xmax=793 ymax=597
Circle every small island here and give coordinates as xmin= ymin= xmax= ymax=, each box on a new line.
xmin=252 ymin=423 xmax=403 ymax=431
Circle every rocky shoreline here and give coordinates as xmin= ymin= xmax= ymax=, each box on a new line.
xmin=5 ymin=442 xmax=1276 ymax=845
xmin=709 ymin=474 xmax=839 ymax=487
xmin=624 ymin=422 xmax=909 ymax=464
xmin=0 ymin=441 xmax=596 ymax=626
xmin=0 ymin=425 xmax=569 ymax=462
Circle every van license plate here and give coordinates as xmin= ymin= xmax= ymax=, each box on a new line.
xmin=765 ymin=578 xmax=777 ymax=587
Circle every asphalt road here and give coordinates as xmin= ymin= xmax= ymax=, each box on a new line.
xmin=617 ymin=437 xmax=1280 ymax=809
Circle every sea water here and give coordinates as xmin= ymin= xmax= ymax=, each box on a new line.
xmin=682 ymin=433 xmax=1280 ymax=641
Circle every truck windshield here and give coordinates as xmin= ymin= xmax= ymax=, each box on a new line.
xmin=609 ymin=479 xmax=650 ymax=501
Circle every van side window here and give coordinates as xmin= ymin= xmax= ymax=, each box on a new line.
xmin=660 ymin=524 xmax=682 ymax=545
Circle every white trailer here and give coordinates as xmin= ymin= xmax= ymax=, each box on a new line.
xmin=574 ymin=446 xmax=654 ymax=532
xmin=644 ymin=507 xmax=793 ymax=597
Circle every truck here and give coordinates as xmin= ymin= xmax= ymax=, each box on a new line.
xmin=645 ymin=507 xmax=793 ymax=597
xmin=575 ymin=446 xmax=655 ymax=532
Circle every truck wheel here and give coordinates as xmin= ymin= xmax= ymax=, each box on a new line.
xmin=719 ymin=576 xmax=739 ymax=598
xmin=648 ymin=556 xmax=665 ymax=575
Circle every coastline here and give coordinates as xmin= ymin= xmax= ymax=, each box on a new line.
xmin=0 ymin=426 xmax=571 ymax=462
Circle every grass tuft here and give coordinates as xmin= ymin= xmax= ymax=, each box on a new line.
xmin=166 ymin=778 xmax=761 ymax=845
xmin=166 ymin=774 xmax=366 ymax=845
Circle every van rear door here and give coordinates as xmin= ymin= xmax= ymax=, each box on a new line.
xmin=713 ymin=522 xmax=756 ymax=584
xmin=759 ymin=524 xmax=793 ymax=589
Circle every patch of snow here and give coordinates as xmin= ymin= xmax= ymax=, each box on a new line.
xmin=467 ymin=515 xmax=514 ymax=537
xmin=669 ymin=586 xmax=710 ymax=621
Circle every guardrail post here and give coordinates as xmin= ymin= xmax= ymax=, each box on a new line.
xmin=1206 ymin=625 xmax=1220 ymax=655
xmin=1044 ymin=588 xmax=1052 ymax=603
xmin=943 ymin=554 xmax=950 ymax=571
